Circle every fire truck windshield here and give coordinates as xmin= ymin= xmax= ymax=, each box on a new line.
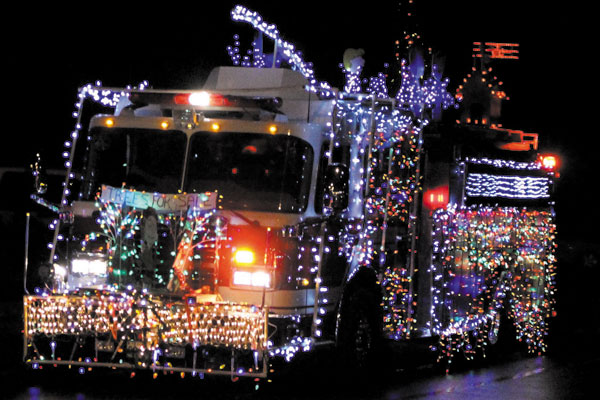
xmin=85 ymin=128 xmax=313 ymax=213
xmin=185 ymin=131 xmax=313 ymax=213
xmin=85 ymin=127 xmax=187 ymax=194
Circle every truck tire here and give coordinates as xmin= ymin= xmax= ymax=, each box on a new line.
xmin=337 ymin=287 xmax=383 ymax=374
xmin=486 ymin=302 xmax=524 ymax=361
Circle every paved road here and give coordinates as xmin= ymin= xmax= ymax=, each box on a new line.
xmin=4 ymin=343 xmax=598 ymax=400
xmin=382 ymin=351 xmax=598 ymax=399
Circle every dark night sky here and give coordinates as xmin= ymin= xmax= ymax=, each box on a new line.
xmin=4 ymin=1 xmax=594 ymax=242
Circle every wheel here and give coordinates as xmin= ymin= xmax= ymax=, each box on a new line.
xmin=485 ymin=303 xmax=526 ymax=362
xmin=337 ymin=288 xmax=383 ymax=373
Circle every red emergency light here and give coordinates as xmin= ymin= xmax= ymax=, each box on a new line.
xmin=423 ymin=185 xmax=449 ymax=210
xmin=540 ymin=154 xmax=559 ymax=171
xmin=173 ymin=92 xmax=233 ymax=107
xmin=128 ymin=90 xmax=233 ymax=107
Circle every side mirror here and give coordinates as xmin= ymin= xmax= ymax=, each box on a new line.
xmin=323 ymin=163 xmax=349 ymax=214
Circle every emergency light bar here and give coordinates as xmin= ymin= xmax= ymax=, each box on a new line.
xmin=174 ymin=92 xmax=232 ymax=107
xmin=128 ymin=90 xmax=282 ymax=111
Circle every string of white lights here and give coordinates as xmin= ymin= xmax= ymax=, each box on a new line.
xmin=466 ymin=173 xmax=551 ymax=199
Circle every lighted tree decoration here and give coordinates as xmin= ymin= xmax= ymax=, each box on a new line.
xmin=96 ymin=196 xmax=142 ymax=285
xmin=341 ymin=48 xmax=366 ymax=94
xmin=169 ymin=208 xmax=216 ymax=293
xmin=95 ymin=190 xmax=217 ymax=293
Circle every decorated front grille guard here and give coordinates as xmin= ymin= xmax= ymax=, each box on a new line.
xmin=23 ymin=291 xmax=269 ymax=378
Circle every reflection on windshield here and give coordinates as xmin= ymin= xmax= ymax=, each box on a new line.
xmin=85 ymin=127 xmax=187 ymax=195
xmin=185 ymin=132 xmax=313 ymax=213
xmin=84 ymin=128 xmax=313 ymax=214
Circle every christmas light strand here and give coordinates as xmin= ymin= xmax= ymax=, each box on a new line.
xmin=465 ymin=173 xmax=551 ymax=199
xmin=25 ymin=292 xmax=267 ymax=351
xmin=430 ymin=206 xmax=557 ymax=364
xmin=230 ymin=5 xmax=333 ymax=96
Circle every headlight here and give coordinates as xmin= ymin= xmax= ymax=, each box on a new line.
xmin=232 ymin=248 xmax=272 ymax=289
xmin=72 ymin=258 xmax=108 ymax=275
xmin=232 ymin=269 xmax=272 ymax=289
xmin=53 ymin=263 xmax=67 ymax=278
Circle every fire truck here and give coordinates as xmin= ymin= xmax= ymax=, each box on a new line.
xmin=23 ymin=47 xmax=558 ymax=379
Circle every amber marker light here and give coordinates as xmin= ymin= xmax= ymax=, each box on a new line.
xmin=233 ymin=249 xmax=255 ymax=265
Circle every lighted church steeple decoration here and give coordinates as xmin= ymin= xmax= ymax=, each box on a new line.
xmin=455 ymin=42 xmax=519 ymax=127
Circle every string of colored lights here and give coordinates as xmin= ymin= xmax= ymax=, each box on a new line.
xmin=24 ymin=290 xmax=267 ymax=352
xmin=94 ymin=191 xmax=216 ymax=292
xmin=430 ymin=206 xmax=557 ymax=364
xmin=455 ymin=66 xmax=508 ymax=103
xmin=47 ymin=82 xmax=148 ymax=264
xmin=170 ymin=208 xmax=215 ymax=293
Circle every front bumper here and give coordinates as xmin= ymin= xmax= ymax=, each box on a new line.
xmin=23 ymin=290 xmax=269 ymax=378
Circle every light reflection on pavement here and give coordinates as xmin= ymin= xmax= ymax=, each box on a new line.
xmin=383 ymin=354 xmax=597 ymax=400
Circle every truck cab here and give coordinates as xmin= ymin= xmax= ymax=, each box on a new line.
xmin=24 ymin=67 xmax=362 ymax=376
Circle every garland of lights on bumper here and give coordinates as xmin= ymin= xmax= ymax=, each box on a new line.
xmin=24 ymin=295 xmax=267 ymax=351
xmin=24 ymin=290 xmax=268 ymax=364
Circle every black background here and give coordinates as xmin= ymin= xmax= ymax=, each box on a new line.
xmin=4 ymin=1 xmax=593 ymax=242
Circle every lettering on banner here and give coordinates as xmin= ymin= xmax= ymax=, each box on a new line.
xmin=100 ymin=185 xmax=216 ymax=213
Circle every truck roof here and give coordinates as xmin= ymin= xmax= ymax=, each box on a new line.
xmin=113 ymin=67 xmax=335 ymax=124
xmin=202 ymin=66 xmax=335 ymax=123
